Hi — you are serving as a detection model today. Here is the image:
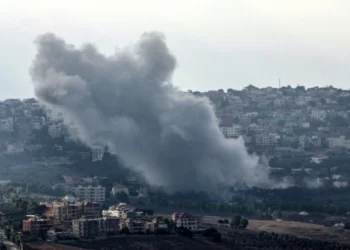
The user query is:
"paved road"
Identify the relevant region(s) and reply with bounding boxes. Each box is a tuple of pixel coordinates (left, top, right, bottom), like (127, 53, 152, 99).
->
(0, 229, 18, 250)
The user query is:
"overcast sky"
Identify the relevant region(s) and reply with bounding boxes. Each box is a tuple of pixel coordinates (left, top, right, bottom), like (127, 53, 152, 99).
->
(1, 0, 350, 100)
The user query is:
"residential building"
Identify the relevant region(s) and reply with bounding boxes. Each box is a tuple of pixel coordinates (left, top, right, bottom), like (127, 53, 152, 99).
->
(83, 201, 101, 218)
(22, 216, 53, 235)
(72, 217, 120, 238)
(144, 218, 168, 233)
(327, 136, 350, 149)
(92, 145, 104, 161)
(7, 142, 24, 154)
(74, 185, 106, 202)
(52, 201, 81, 221)
(47, 229, 75, 241)
(31, 116, 46, 130)
(0, 104, 7, 117)
(121, 218, 146, 234)
(219, 126, 235, 137)
(172, 212, 198, 230)
(255, 134, 277, 148)
(72, 217, 100, 238)
(50, 200, 101, 221)
(311, 109, 327, 120)
(102, 203, 135, 219)
(100, 217, 120, 235)
(46, 109, 64, 122)
(0, 118, 14, 132)
(48, 123, 63, 138)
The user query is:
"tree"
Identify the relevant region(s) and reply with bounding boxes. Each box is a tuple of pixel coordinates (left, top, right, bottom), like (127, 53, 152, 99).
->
(120, 227, 130, 235)
(10, 233, 16, 243)
(115, 191, 129, 203)
(231, 215, 242, 228)
(239, 218, 249, 229)
(27, 201, 40, 214)
(4, 228, 10, 239)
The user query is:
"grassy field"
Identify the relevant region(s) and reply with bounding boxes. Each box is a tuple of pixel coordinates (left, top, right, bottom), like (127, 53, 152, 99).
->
(248, 219, 350, 244)
(201, 216, 350, 244)
(62, 235, 228, 250)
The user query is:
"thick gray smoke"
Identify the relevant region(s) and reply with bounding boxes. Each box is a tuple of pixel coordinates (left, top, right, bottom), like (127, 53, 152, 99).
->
(30, 32, 272, 193)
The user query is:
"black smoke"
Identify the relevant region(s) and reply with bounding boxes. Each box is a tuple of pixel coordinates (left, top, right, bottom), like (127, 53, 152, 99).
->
(30, 32, 272, 193)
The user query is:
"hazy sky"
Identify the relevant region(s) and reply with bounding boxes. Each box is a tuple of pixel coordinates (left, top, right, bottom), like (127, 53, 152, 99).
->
(1, 0, 350, 100)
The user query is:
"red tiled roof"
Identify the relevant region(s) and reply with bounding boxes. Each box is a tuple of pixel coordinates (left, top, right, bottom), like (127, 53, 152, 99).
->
(113, 184, 127, 189)
(178, 212, 194, 219)
(45, 204, 53, 208)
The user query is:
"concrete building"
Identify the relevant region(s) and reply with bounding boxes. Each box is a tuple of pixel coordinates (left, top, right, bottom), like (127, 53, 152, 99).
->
(121, 218, 146, 234)
(83, 201, 101, 218)
(50, 200, 101, 221)
(92, 145, 104, 161)
(22, 216, 53, 236)
(102, 203, 135, 219)
(46, 109, 64, 122)
(74, 185, 106, 202)
(311, 109, 327, 120)
(100, 217, 120, 235)
(31, 116, 46, 130)
(7, 142, 24, 154)
(52, 201, 81, 221)
(48, 123, 63, 138)
(72, 217, 100, 238)
(72, 217, 120, 238)
(327, 136, 350, 149)
(172, 212, 197, 230)
(0, 118, 13, 132)
(255, 134, 277, 148)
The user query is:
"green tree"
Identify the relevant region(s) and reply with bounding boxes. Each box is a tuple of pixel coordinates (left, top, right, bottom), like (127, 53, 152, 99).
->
(4, 228, 10, 240)
(0, 243, 7, 250)
(120, 227, 130, 235)
(10, 233, 16, 243)
(239, 218, 249, 229)
(27, 201, 39, 214)
(231, 215, 242, 228)
(114, 191, 129, 203)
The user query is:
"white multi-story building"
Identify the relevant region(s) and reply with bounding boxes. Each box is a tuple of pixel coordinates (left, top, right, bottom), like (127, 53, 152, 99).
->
(48, 123, 63, 138)
(31, 116, 46, 130)
(311, 109, 327, 120)
(7, 142, 25, 154)
(0, 104, 7, 117)
(327, 136, 349, 149)
(92, 145, 104, 162)
(220, 125, 244, 138)
(220, 126, 235, 137)
(172, 212, 197, 230)
(255, 134, 277, 148)
(102, 203, 134, 218)
(0, 118, 14, 132)
(74, 185, 105, 202)
(46, 109, 64, 122)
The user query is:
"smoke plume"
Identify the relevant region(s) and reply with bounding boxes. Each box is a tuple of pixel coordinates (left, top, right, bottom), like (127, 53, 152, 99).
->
(30, 32, 272, 193)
